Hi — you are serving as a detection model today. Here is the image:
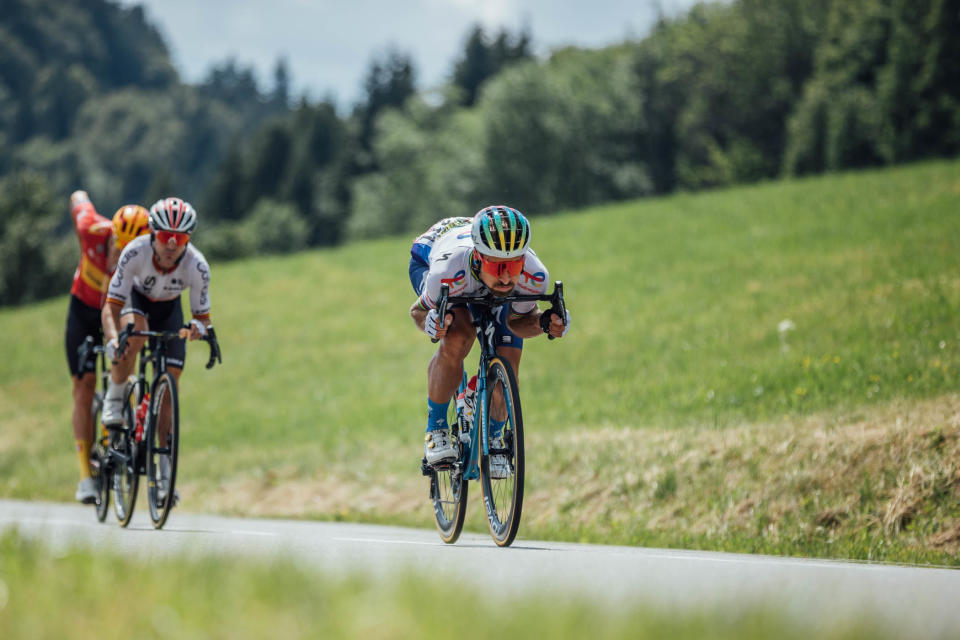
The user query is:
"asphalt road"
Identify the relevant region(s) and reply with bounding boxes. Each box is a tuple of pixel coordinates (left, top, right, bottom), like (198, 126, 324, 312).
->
(2, 499, 957, 637)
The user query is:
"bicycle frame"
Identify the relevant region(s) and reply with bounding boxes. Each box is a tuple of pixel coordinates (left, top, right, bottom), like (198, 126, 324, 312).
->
(434, 280, 565, 482)
(118, 321, 221, 396)
(116, 322, 220, 460)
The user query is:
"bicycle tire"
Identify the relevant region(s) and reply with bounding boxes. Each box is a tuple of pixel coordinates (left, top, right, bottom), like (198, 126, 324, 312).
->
(91, 392, 109, 522)
(479, 357, 524, 547)
(113, 379, 140, 527)
(92, 445, 109, 522)
(147, 372, 179, 529)
(430, 397, 469, 543)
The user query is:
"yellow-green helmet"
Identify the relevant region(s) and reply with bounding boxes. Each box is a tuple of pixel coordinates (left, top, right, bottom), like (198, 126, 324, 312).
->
(471, 205, 530, 259)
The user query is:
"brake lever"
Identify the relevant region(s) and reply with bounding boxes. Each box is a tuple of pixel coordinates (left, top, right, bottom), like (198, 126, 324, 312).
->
(205, 326, 222, 369)
(431, 283, 450, 344)
(547, 280, 565, 341)
(115, 322, 134, 362)
(75, 336, 94, 379)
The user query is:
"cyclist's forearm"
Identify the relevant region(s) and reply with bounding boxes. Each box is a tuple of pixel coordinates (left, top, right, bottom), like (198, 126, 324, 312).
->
(410, 303, 428, 332)
(507, 312, 544, 339)
(101, 302, 123, 342)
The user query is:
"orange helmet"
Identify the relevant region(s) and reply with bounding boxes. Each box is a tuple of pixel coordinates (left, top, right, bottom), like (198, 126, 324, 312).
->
(112, 205, 150, 249)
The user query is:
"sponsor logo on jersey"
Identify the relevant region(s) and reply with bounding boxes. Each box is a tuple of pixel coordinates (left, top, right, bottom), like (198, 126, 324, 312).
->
(516, 269, 546, 293)
(79, 257, 107, 292)
(112, 248, 138, 289)
(441, 270, 466, 289)
(196, 261, 210, 307)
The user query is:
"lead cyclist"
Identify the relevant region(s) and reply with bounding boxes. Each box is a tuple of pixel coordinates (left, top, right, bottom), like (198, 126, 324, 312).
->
(409, 206, 570, 477)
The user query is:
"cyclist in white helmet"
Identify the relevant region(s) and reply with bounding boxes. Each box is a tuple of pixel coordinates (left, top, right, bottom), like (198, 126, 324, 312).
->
(100, 197, 218, 503)
(409, 206, 570, 474)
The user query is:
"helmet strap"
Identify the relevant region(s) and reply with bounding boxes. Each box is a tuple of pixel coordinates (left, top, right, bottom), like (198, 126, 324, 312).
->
(469, 249, 483, 282)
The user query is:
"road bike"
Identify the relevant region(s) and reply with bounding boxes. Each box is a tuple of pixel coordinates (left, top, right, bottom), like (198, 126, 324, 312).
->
(422, 280, 566, 546)
(76, 336, 111, 522)
(105, 322, 221, 529)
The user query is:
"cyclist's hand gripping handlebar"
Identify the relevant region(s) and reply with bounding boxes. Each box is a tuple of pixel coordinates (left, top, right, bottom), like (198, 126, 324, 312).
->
(542, 281, 567, 341)
(75, 336, 95, 379)
(429, 283, 452, 344)
(113, 322, 135, 363)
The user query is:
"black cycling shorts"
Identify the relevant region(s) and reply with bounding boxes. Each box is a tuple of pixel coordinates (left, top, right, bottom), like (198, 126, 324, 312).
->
(65, 294, 102, 377)
(124, 290, 187, 369)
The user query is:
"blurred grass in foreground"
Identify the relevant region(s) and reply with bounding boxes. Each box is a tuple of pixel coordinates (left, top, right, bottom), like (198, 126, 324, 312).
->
(0, 531, 892, 640)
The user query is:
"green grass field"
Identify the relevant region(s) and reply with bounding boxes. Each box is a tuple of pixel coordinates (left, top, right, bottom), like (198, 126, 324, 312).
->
(1, 158, 959, 562)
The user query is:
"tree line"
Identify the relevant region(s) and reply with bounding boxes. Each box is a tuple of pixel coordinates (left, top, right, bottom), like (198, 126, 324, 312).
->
(1, 0, 958, 305)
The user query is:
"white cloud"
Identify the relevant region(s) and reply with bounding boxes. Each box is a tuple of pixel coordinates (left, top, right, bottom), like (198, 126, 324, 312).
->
(425, 0, 520, 26)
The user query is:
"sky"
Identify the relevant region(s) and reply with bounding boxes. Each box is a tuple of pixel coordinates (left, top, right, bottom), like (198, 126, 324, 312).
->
(118, 0, 701, 108)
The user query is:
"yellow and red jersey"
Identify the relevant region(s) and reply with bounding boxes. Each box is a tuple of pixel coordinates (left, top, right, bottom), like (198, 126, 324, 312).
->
(70, 200, 113, 309)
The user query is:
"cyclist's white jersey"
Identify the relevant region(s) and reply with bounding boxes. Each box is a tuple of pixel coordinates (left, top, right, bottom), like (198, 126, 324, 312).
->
(105, 234, 211, 320)
(416, 220, 548, 315)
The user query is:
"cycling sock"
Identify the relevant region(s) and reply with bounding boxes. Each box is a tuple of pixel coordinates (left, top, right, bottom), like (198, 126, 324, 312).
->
(105, 378, 124, 401)
(426, 397, 450, 432)
(76, 439, 92, 479)
(489, 418, 507, 440)
(159, 453, 171, 481)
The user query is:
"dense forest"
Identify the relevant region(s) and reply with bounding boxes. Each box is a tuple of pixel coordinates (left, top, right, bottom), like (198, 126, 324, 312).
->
(1, 0, 958, 305)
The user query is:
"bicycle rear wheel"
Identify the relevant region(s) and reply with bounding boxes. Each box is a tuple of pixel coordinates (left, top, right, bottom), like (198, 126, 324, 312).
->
(429, 396, 469, 543)
(479, 357, 524, 547)
(113, 379, 140, 527)
(147, 372, 179, 529)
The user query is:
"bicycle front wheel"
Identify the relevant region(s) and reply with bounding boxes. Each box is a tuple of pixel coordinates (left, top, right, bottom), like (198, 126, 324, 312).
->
(113, 379, 140, 527)
(430, 397, 469, 543)
(92, 443, 109, 522)
(479, 357, 524, 547)
(90, 390, 110, 522)
(147, 372, 179, 529)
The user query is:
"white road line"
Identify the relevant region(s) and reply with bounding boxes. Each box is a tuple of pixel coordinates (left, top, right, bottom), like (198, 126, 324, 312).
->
(333, 537, 443, 546)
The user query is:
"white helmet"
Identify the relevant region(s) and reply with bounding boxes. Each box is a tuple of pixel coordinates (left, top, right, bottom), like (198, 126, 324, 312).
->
(149, 197, 198, 234)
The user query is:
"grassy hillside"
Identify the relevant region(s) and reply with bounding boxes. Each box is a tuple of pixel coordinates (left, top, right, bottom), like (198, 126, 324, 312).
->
(1, 158, 959, 561)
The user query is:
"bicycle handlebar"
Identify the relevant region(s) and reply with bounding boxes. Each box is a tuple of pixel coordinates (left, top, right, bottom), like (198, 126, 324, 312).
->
(432, 280, 566, 342)
(117, 322, 222, 369)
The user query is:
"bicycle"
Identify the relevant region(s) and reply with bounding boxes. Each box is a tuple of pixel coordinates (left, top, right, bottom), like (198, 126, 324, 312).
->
(108, 321, 221, 529)
(76, 336, 112, 522)
(421, 280, 566, 547)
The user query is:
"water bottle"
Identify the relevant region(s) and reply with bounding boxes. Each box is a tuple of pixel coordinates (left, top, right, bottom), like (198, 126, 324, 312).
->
(135, 392, 150, 442)
(455, 375, 478, 439)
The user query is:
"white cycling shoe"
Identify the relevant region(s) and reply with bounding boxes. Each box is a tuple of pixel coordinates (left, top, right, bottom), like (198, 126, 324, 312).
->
(157, 480, 180, 506)
(488, 454, 512, 479)
(101, 396, 124, 426)
(156, 454, 180, 505)
(424, 429, 456, 465)
(487, 437, 512, 479)
(75, 477, 98, 504)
